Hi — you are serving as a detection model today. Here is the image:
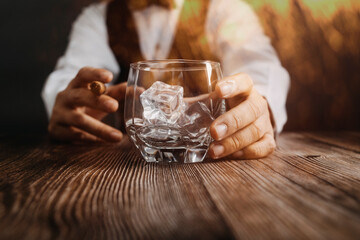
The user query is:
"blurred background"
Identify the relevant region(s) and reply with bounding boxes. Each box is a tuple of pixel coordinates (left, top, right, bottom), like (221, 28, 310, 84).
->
(247, 0, 360, 131)
(0, 0, 95, 134)
(0, 0, 359, 134)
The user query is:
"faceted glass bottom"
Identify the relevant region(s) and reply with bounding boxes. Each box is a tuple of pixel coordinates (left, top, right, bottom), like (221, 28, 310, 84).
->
(139, 145, 208, 163)
(127, 124, 210, 163)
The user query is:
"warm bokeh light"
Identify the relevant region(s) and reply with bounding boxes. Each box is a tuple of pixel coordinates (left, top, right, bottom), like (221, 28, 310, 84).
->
(245, 0, 359, 17)
(243, 0, 360, 130)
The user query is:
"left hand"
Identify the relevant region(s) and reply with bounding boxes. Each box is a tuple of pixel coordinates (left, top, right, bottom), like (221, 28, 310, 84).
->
(209, 73, 276, 159)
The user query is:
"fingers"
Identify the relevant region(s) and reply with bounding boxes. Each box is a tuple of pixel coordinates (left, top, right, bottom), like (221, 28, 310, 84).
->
(85, 108, 108, 120)
(183, 93, 211, 104)
(124, 85, 146, 99)
(49, 67, 124, 143)
(58, 88, 118, 113)
(106, 82, 128, 101)
(231, 133, 276, 159)
(68, 67, 113, 89)
(50, 102, 123, 142)
(209, 73, 275, 160)
(210, 90, 268, 140)
(49, 124, 101, 142)
(209, 112, 271, 159)
(216, 73, 253, 99)
(59, 110, 123, 142)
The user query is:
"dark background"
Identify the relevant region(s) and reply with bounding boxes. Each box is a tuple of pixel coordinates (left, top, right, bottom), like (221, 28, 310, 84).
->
(0, 0, 95, 134)
(0, 0, 359, 135)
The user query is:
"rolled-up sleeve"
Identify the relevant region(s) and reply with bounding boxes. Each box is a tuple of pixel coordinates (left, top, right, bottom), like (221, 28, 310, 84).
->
(41, 3, 119, 118)
(206, 0, 290, 132)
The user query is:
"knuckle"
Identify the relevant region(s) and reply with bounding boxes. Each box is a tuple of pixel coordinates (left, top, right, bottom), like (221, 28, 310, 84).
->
(246, 144, 264, 158)
(52, 107, 63, 119)
(71, 92, 82, 103)
(255, 98, 264, 113)
(55, 90, 65, 102)
(229, 134, 244, 151)
(264, 106, 271, 119)
(259, 96, 267, 107)
(260, 98, 268, 113)
(78, 67, 90, 77)
(253, 145, 263, 157)
(251, 121, 263, 139)
(72, 113, 85, 126)
(243, 146, 256, 158)
(231, 110, 244, 130)
(244, 74, 253, 87)
(269, 138, 277, 152)
(248, 99, 262, 118)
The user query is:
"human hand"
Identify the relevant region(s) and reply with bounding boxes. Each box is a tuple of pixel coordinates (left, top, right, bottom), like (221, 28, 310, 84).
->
(48, 67, 127, 142)
(209, 73, 276, 159)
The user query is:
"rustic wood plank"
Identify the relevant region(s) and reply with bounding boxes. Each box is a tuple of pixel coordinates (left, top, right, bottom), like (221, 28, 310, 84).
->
(0, 136, 233, 240)
(304, 132, 360, 153)
(195, 133, 360, 240)
(0, 133, 359, 239)
(276, 133, 360, 199)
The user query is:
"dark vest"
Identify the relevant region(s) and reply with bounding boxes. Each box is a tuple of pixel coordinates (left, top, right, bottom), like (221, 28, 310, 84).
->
(106, 0, 219, 84)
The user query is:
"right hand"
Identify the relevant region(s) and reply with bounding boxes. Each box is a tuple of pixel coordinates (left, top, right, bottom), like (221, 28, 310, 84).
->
(48, 67, 127, 142)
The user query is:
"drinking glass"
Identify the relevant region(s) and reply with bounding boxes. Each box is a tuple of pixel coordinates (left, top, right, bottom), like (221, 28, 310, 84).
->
(124, 60, 224, 163)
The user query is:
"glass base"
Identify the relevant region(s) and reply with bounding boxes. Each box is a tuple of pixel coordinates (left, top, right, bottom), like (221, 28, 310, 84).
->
(140, 145, 208, 163)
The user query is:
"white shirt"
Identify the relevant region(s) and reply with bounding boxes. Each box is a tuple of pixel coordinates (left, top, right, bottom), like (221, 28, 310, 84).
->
(42, 0, 290, 132)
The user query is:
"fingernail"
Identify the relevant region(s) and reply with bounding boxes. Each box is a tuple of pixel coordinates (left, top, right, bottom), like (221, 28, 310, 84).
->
(215, 124, 227, 139)
(211, 144, 224, 158)
(104, 100, 117, 110)
(101, 71, 113, 80)
(110, 131, 122, 141)
(218, 81, 234, 97)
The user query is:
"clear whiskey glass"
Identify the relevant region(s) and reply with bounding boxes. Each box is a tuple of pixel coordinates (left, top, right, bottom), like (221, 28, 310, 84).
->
(124, 60, 224, 163)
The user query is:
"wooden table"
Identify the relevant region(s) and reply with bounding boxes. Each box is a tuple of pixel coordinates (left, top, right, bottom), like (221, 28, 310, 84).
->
(0, 132, 359, 239)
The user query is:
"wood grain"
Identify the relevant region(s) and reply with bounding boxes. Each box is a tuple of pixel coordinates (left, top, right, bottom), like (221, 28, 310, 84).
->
(0, 133, 359, 239)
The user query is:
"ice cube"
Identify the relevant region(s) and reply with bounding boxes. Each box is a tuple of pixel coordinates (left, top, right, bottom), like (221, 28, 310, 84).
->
(180, 101, 214, 142)
(140, 81, 185, 126)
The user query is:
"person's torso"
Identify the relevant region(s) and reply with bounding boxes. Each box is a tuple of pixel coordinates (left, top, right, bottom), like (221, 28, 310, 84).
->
(106, 0, 219, 84)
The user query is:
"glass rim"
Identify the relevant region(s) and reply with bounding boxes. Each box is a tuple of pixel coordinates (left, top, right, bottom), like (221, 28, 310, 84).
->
(130, 59, 221, 71)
